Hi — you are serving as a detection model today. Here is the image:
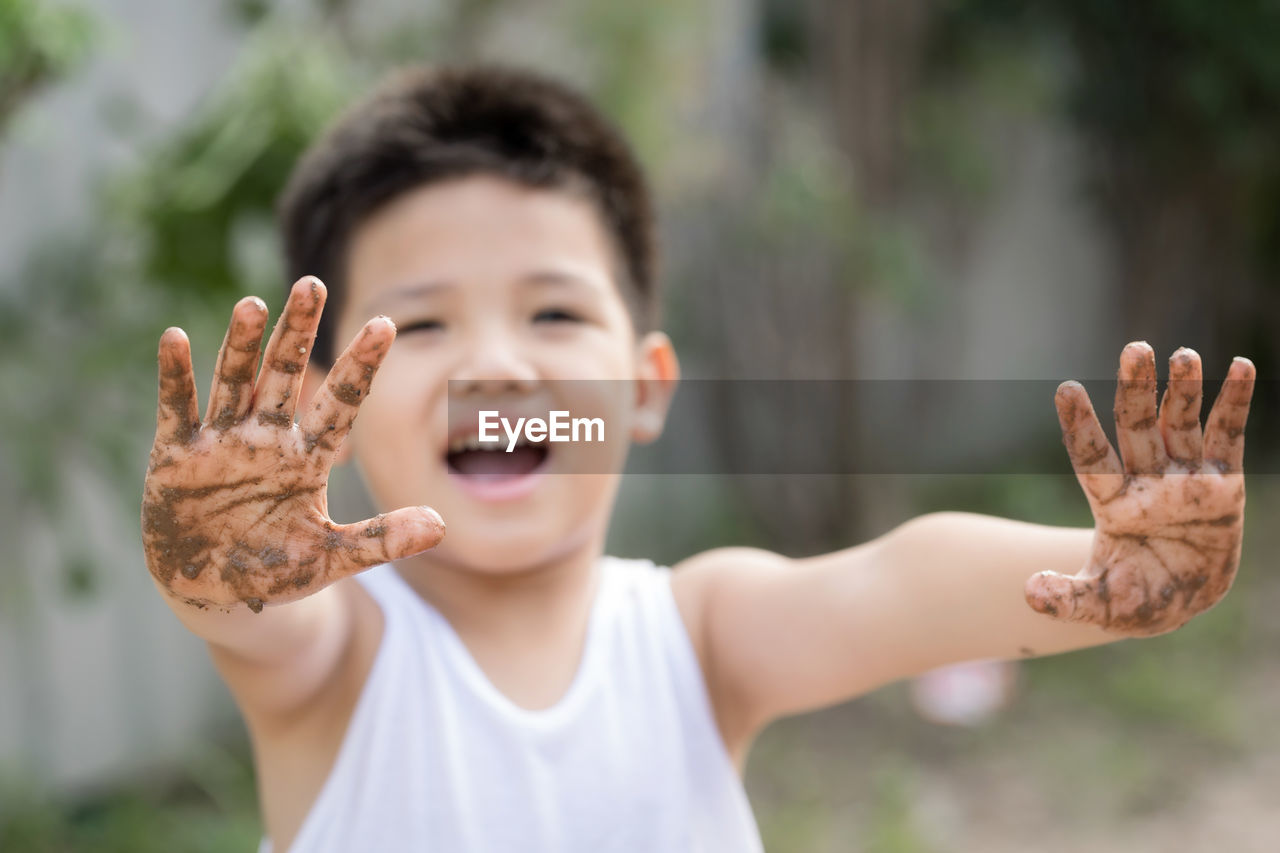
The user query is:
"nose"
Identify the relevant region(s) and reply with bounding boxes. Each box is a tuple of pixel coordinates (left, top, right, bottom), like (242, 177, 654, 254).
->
(450, 324, 540, 397)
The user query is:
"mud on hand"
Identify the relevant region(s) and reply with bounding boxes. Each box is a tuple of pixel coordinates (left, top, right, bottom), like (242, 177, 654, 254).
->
(141, 277, 444, 614)
(1025, 342, 1255, 636)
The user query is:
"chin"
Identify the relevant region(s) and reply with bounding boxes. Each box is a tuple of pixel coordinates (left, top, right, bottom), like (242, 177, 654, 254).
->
(432, 527, 590, 575)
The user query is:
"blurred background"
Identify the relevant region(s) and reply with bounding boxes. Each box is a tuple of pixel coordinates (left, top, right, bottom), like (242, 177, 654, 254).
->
(2, 0, 1279, 850)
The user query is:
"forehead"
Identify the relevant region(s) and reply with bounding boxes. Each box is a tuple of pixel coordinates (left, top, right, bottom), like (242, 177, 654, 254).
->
(344, 175, 620, 312)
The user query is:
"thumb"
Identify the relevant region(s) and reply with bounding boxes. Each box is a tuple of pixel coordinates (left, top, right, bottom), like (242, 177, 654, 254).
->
(1025, 569, 1097, 624)
(327, 506, 446, 578)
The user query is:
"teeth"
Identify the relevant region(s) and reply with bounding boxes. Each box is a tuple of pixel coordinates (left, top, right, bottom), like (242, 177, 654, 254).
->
(447, 433, 525, 453)
(448, 434, 486, 453)
(446, 431, 533, 453)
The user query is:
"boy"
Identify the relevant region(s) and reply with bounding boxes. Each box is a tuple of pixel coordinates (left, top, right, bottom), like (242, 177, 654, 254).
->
(141, 65, 1256, 852)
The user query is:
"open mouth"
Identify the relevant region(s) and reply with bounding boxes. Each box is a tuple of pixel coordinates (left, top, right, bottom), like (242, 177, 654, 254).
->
(445, 434, 550, 480)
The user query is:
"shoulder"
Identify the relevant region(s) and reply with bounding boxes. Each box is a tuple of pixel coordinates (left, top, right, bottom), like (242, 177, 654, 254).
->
(668, 548, 794, 760)
(670, 547, 793, 660)
(672, 546, 792, 579)
(671, 547, 793, 631)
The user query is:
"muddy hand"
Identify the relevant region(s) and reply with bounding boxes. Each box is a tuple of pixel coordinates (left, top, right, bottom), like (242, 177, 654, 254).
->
(1025, 342, 1255, 635)
(141, 277, 445, 614)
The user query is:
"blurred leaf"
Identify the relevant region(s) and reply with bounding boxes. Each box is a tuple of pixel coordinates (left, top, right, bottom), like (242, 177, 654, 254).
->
(61, 553, 96, 599)
(0, 0, 95, 137)
(111, 27, 360, 307)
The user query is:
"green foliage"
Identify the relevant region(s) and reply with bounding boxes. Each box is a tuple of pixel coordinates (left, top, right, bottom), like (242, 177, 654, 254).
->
(564, 0, 703, 170)
(931, 0, 1280, 432)
(1029, 589, 1250, 747)
(0, 236, 151, 513)
(112, 28, 360, 308)
(1057, 1, 1280, 163)
(908, 26, 1057, 200)
(759, 0, 810, 75)
(937, 0, 1280, 156)
(0, 9, 401, 606)
(756, 795, 830, 852)
(933, 0, 1280, 263)
(0, 0, 95, 136)
(0, 741, 260, 852)
(907, 474, 1093, 528)
(864, 764, 934, 853)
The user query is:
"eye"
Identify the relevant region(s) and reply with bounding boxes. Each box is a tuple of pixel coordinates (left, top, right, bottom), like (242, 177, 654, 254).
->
(533, 308, 583, 324)
(398, 318, 445, 334)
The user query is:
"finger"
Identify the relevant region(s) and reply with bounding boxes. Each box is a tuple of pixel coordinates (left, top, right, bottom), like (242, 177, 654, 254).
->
(298, 316, 395, 465)
(255, 277, 325, 425)
(156, 327, 200, 445)
(1203, 357, 1256, 472)
(324, 506, 446, 577)
(1025, 570, 1101, 625)
(1055, 381, 1125, 503)
(1028, 565, 1180, 634)
(206, 296, 268, 429)
(1114, 341, 1167, 474)
(1158, 347, 1203, 464)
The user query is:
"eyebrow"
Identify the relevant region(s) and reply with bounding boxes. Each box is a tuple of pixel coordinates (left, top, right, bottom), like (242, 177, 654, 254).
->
(361, 268, 605, 315)
(359, 280, 453, 316)
(521, 269, 606, 292)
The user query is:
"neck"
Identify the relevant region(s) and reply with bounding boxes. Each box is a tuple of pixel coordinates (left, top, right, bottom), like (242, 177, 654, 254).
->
(392, 530, 606, 644)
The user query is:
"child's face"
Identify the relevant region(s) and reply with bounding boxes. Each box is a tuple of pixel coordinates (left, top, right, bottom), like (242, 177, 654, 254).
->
(328, 175, 675, 573)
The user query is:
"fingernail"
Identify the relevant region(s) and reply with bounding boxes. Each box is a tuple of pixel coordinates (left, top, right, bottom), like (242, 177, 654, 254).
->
(420, 506, 445, 530)
(160, 327, 188, 347)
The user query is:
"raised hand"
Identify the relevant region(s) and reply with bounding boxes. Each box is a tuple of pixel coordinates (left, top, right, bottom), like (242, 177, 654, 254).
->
(1025, 342, 1254, 635)
(141, 277, 445, 614)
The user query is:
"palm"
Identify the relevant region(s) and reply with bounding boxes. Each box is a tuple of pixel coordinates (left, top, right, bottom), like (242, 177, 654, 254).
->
(142, 278, 444, 613)
(1026, 343, 1254, 636)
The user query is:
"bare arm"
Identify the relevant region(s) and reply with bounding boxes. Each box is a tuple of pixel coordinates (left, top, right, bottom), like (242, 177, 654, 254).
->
(141, 278, 444, 719)
(676, 343, 1255, 754)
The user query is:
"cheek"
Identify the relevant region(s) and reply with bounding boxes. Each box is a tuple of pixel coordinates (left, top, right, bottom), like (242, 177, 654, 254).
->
(537, 322, 633, 373)
(355, 362, 427, 444)
(551, 378, 631, 445)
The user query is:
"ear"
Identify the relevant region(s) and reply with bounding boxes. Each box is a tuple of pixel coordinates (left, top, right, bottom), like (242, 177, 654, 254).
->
(631, 331, 680, 444)
(300, 363, 354, 466)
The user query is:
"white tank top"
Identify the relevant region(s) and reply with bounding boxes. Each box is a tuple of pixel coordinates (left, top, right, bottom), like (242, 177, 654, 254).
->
(258, 556, 764, 852)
